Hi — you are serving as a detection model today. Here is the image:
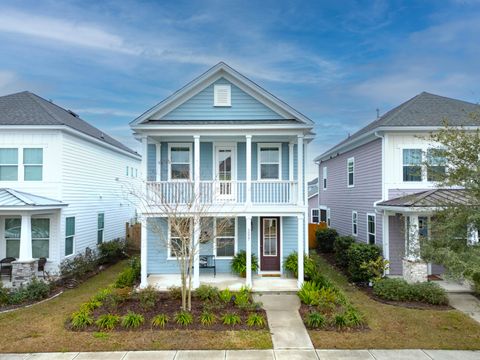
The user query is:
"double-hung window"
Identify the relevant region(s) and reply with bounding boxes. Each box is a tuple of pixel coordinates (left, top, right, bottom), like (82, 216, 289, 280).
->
(169, 219, 192, 258)
(97, 213, 104, 244)
(32, 218, 49, 258)
(352, 211, 358, 236)
(23, 148, 43, 181)
(367, 214, 376, 244)
(5, 218, 20, 258)
(347, 157, 354, 187)
(427, 148, 446, 181)
(403, 149, 422, 181)
(169, 144, 192, 180)
(0, 148, 18, 181)
(65, 217, 75, 256)
(215, 217, 235, 258)
(322, 166, 327, 190)
(320, 209, 327, 223)
(259, 144, 281, 180)
(311, 209, 320, 223)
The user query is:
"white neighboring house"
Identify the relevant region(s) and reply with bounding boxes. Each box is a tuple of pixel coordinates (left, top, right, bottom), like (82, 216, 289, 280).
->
(0, 91, 141, 286)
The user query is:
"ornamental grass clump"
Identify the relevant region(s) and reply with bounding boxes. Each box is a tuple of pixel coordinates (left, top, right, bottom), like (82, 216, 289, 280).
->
(246, 313, 265, 328)
(221, 312, 241, 326)
(306, 311, 326, 328)
(70, 310, 94, 329)
(218, 288, 232, 303)
(95, 314, 120, 331)
(121, 311, 144, 329)
(200, 311, 217, 326)
(175, 310, 193, 326)
(151, 314, 169, 328)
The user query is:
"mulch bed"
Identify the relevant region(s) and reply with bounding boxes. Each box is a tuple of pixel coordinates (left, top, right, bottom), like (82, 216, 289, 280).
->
(317, 252, 452, 311)
(0, 286, 64, 313)
(69, 292, 268, 331)
(298, 303, 369, 332)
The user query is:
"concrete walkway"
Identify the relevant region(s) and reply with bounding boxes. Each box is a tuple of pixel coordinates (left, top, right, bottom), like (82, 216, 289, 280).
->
(448, 293, 480, 324)
(1, 350, 479, 360)
(253, 293, 313, 350)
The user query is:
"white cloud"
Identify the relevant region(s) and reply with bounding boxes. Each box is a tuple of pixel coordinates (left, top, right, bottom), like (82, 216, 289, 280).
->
(76, 108, 139, 118)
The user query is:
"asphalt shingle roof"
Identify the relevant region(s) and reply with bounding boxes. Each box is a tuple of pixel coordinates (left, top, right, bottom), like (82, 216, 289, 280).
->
(376, 189, 475, 208)
(0, 91, 138, 156)
(0, 188, 66, 207)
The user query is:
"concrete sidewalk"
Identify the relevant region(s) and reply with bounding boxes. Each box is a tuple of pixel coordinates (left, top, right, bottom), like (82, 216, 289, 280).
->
(448, 293, 480, 324)
(1, 349, 479, 359)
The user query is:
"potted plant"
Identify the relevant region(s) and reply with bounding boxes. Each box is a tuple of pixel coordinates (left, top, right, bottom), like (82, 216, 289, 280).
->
(231, 251, 258, 277)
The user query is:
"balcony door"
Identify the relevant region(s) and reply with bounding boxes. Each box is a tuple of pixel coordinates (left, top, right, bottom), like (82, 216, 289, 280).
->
(215, 146, 235, 200)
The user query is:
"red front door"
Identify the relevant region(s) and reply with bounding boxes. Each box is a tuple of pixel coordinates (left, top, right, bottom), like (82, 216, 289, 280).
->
(260, 217, 280, 271)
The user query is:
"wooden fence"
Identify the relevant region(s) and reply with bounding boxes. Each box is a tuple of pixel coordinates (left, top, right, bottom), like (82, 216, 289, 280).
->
(308, 222, 327, 249)
(126, 222, 141, 253)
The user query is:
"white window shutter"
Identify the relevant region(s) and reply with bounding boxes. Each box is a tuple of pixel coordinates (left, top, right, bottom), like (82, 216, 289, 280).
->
(214, 84, 231, 107)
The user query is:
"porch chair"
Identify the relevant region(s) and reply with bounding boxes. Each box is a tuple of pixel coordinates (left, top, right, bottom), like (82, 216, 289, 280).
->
(0, 257, 16, 282)
(38, 257, 47, 278)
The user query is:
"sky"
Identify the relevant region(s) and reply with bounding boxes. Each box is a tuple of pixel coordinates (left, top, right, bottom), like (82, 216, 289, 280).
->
(0, 0, 479, 180)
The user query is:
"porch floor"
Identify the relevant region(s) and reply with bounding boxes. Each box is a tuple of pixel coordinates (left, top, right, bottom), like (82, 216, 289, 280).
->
(147, 273, 299, 292)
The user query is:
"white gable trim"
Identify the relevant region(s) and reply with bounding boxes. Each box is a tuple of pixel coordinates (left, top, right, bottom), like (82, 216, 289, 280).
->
(130, 62, 314, 126)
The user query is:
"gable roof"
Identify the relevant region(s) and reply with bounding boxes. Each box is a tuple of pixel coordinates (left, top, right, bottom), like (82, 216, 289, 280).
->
(376, 189, 475, 209)
(315, 92, 480, 162)
(130, 62, 314, 127)
(0, 91, 139, 157)
(0, 188, 66, 208)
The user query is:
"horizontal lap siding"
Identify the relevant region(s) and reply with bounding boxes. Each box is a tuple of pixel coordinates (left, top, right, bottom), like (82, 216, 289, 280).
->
(282, 216, 298, 267)
(319, 139, 383, 246)
(389, 214, 405, 275)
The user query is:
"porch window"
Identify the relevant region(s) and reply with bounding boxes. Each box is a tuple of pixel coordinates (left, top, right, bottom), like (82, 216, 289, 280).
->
(427, 148, 446, 181)
(311, 209, 319, 223)
(0, 148, 18, 181)
(169, 219, 191, 258)
(403, 149, 422, 181)
(97, 213, 104, 244)
(352, 211, 358, 236)
(259, 144, 281, 180)
(5, 218, 20, 258)
(367, 214, 376, 244)
(23, 148, 43, 181)
(215, 217, 235, 258)
(32, 218, 49, 258)
(169, 144, 192, 180)
(65, 217, 75, 256)
(347, 157, 354, 187)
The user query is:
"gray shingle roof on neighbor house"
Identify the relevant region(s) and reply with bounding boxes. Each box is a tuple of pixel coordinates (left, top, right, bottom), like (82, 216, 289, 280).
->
(0, 91, 139, 156)
(376, 189, 475, 208)
(316, 92, 480, 161)
(0, 188, 66, 208)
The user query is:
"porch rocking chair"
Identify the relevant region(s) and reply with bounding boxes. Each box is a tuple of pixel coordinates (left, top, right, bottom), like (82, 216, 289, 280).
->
(38, 257, 47, 278)
(0, 257, 16, 282)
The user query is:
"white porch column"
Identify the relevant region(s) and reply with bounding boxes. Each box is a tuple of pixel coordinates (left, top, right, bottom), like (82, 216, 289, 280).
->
(193, 135, 200, 288)
(297, 214, 304, 288)
(297, 135, 304, 206)
(18, 214, 33, 260)
(288, 142, 294, 181)
(304, 140, 309, 255)
(383, 213, 390, 275)
(246, 135, 252, 206)
(140, 217, 148, 288)
(141, 135, 148, 185)
(406, 214, 420, 260)
(403, 214, 427, 283)
(245, 215, 252, 287)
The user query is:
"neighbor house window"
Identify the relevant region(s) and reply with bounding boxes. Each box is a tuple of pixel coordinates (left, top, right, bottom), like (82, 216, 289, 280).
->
(367, 214, 376, 244)
(169, 219, 192, 258)
(0, 148, 18, 181)
(32, 218, 49, 258)
(5, 218, 20, 258)
(427, 148, 446, 181)
(126, 166, 129, 176)
(97, 213, 104, 244)
(259, 144, 281, 180)
(322, 166, 327, 189)
(320, 209, 327, 223)
(23, 148, 43, 181)
(352, 211, 358, 236)
(403, 149, 422, 181)
(215, 217, 235, 258)
(169, 144, 192, 180)
(311, 209, 320, 223)
(65, 217, 75, 256)
(347, 157, 354, 187)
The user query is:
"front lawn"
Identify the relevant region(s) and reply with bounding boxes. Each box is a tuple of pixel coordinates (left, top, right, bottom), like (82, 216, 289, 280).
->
(0, 261, 271, 352)
(309, 254, 480, 349)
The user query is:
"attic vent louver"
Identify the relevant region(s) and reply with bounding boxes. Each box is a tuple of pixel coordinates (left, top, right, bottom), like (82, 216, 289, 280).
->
(214, 84, 231, 107)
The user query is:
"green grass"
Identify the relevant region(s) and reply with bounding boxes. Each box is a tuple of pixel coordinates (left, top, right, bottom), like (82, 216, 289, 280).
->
(309, 254, 480, 349)
(0, 261, 271, 352)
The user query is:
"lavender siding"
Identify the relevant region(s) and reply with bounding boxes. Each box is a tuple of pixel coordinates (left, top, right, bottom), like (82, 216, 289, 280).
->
(308, 194, 319, 223)
(389, 214, 405, 275)
(318, 139, 383, 246)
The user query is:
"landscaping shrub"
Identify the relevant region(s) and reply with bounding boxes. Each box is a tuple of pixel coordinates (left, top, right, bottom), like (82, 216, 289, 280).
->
(200, 311, 217, 326)
(306, 311, 326, 328)
(345, 308, 364, 326)
(80, 299, 102, 312)
(346, 242, 381, 282)
(230, 251, 258, 277)
(333, 313, 348, 328)
(333, 236, 355, 268)
(316, 228, 338, 253)
(175, 310, 193, 326)
(4, 278, 52, 305)
(114, 256, 140, 288)
(373, 278, 448, 305)
(195, 285, 219, 301)
(283, 252, 317, 279)
(168, 286, 182, 300)
(103, 288, 130, 311)
(0, 283, 8, 305)
(70, 310, 94, 329)
(234, 291, 251, 309)
(92, 288, 113, 303)
(473, 271, 480, 295)
(246, 313, 265, 327)
(138, 286, 157, 310)
(95, 314, 120, 330)
(59, 248, 99, 280)
(221, 312, 241, 326)
(98, 238, 127, 264)
(218, 288, 232, 303)
(298, 281, 321, 306)
(151, 314, 169, 328)
(121, 311, 144, 329)
(360, 257, 389, 283)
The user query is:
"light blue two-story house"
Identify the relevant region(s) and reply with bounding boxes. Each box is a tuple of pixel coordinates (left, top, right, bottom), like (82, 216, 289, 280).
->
(130, 62, 314, 290)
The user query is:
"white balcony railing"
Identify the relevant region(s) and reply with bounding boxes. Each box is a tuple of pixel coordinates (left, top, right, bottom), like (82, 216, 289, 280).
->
(146, 180, 297, 205)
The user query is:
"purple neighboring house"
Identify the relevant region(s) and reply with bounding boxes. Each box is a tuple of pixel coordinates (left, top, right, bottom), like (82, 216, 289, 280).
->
(314, 92, 480, 283)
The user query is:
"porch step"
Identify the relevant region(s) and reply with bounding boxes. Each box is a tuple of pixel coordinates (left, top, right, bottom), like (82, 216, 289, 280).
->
(261, 274, 281, 277)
